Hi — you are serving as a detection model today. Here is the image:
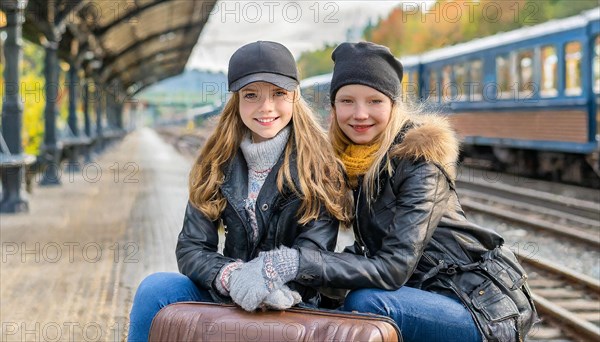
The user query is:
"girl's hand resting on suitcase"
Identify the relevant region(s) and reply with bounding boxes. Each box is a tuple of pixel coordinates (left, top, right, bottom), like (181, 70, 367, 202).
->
(229, 247, 300, 311)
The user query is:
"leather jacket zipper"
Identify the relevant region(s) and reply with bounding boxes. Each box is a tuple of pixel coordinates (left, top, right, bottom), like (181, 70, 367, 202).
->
(250, 201, 271, 258)
(226, 197, 252, 255)
(354, 186, 369, 257)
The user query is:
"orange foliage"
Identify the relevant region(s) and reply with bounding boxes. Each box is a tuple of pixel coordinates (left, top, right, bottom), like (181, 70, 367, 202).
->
(366, 0, 597, 56)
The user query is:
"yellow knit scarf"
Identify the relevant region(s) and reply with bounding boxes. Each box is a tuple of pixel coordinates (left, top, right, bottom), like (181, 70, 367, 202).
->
(340, 142, 381, 188)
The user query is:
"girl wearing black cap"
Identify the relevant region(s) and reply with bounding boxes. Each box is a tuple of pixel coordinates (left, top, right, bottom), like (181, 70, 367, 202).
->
(126, 41, 351, 341)
(233, 42, 537, 342)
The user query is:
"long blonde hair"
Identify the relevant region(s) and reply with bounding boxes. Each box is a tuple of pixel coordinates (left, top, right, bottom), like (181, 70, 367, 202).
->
(329, 102, 411, 202)
(189, 90, 352, 225)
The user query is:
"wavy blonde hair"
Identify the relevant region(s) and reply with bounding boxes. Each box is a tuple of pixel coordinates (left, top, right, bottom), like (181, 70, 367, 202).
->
(329, 102, 411, 202)
(189, 90, 352, 225)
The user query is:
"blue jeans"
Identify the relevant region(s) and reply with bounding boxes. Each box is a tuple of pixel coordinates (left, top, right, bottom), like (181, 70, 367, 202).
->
(343, 286, 482, 342)
(127, 272, 214, 342)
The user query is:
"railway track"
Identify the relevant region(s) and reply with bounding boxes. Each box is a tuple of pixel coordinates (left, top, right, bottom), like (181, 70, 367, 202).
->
(456, 171, 600, 341)
(520, 253, 600, 341)
(156, 128, 206, 158)
(456, 176, 600, 247)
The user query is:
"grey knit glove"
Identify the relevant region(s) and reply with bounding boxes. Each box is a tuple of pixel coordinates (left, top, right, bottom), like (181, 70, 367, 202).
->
(229, 247, 300, 311)
(214, 261, 243, 296)
(262, 285, 302, 310)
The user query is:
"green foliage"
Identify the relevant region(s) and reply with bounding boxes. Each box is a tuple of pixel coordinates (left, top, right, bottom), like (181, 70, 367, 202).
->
(0, 41, 46, 155)
(362, 18, 377, 43)
(0, 41, 76, 155)
(297, 45, 335, 79)
(537, 0, 600, 20)
(21, 41, 46, 155)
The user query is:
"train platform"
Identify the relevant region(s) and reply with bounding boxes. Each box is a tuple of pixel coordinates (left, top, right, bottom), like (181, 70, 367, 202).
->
(0, 127, 356, 342)
(0, 128, 191, 341)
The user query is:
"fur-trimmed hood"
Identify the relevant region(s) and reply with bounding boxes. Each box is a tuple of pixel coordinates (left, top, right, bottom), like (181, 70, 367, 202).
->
(391, 115, 460, 180)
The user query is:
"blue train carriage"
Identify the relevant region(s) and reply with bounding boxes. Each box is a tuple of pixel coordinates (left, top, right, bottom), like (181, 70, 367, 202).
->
(300, 72, 334, 127)
(416, 7, 600, 186)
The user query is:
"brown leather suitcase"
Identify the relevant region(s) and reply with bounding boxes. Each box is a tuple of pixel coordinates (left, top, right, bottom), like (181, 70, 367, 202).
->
(149, 302, 401, 341)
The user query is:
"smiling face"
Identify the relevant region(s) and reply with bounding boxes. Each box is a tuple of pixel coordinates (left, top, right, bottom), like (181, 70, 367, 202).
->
(238, 81, 294, 143)
(334, 84, 392, 145)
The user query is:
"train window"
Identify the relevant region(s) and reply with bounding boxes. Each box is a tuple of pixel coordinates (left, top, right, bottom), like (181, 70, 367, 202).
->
(496, 54, 511, 98)
(594, 35, 600, 94)
(564, 41, 582, 96)
(402, 71, 419, 101)
(540, 45, 558, 97)
(517, 50, 534, 97)
(454, 63, 466, 101)
(469, 59, 483, 101)
(402, 71, 410, 99)
(442, 65, 453, 101)
(411, 71, 419, 99)
(428, 71, 438, 102)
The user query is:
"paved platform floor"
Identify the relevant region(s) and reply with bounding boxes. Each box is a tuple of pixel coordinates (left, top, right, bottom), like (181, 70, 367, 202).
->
(1, 128, 191, 341)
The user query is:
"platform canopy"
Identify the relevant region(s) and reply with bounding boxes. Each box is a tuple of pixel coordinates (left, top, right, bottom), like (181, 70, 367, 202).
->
(2, 0, 217, 95)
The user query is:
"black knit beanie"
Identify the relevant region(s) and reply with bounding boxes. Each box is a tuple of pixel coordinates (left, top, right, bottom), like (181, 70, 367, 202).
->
(329, 42, 403, 103)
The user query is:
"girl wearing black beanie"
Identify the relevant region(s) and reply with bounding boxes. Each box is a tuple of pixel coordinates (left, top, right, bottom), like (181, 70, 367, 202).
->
(234, 41, 538, 342)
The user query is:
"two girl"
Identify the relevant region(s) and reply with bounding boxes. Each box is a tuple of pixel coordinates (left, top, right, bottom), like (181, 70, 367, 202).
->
(232, 42, 538, 342)
(127, 41, 350, 341)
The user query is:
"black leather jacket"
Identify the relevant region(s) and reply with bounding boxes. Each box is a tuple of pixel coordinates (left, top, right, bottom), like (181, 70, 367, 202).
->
(295, 157, 478, 290)
(295, 119, 537, 341)
(176, 149, 339, 304)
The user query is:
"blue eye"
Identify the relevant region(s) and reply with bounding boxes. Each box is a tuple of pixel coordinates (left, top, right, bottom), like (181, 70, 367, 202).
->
(274, 90, 287, 97)
(243, 93, 257, 99)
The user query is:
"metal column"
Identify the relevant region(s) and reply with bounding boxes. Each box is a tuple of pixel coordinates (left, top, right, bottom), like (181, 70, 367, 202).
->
(95, 86, 104, 152)
(83, 79, 92, 162)
(66, 61, 81, 170)
(0, 0, 30, 213)
(40, 41, 62, 185)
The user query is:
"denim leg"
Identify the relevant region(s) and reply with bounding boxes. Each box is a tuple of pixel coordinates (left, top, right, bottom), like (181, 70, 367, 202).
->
(127, 272, 213, 342)
(343, 286, 482, 342)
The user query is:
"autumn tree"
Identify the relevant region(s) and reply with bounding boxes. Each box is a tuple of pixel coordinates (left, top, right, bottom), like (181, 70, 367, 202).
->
(369, 0, 598, 55)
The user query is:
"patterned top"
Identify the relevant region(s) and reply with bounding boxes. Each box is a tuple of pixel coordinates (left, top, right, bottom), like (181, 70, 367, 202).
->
(239, 126, 291, 242)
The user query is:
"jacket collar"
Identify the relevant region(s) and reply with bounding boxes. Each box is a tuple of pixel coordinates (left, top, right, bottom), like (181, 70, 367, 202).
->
(220, 145, 301, 212)
(220, 149, 249, 212)
(221, 146, 300, 252)
(390, 116, 459, 181)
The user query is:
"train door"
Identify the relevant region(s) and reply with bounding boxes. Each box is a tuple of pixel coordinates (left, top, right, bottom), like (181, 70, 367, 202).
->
(586, 11, 600, 178)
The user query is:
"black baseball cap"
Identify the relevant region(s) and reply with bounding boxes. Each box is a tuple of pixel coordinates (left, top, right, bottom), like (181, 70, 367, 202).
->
(228, 41, 299, 92)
